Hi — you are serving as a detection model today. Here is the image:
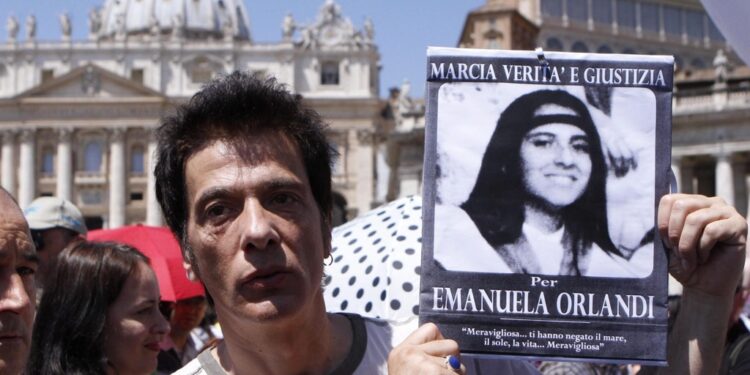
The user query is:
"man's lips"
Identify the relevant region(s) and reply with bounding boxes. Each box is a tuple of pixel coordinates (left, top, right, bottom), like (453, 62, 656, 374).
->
(144, 341, 161, 352)
(240, 268, 290, 290)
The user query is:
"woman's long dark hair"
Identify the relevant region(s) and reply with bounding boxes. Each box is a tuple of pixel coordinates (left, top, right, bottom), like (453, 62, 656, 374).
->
(27, 241, 149, 375)
(461, 90, 618, 274)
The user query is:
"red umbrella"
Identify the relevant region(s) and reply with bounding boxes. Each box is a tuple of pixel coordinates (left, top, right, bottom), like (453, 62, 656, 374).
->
(88, 224, 204, 302)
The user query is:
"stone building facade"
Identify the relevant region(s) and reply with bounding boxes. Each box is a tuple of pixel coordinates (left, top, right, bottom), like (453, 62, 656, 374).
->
(0, 0, 381, 229)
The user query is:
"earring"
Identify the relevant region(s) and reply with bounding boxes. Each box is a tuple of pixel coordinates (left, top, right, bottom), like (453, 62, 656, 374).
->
(324, 254, 334, 266)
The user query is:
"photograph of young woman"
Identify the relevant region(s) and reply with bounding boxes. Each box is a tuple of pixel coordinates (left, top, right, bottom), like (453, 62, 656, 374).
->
(433, 85, 655, 277)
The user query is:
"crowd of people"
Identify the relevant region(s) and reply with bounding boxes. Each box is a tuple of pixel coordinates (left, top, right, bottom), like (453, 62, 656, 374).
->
(0, 71, 748, 374)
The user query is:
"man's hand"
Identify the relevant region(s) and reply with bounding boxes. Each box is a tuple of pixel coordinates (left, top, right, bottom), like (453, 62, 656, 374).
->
(656, 194, 747, 375)
(658, 194, 747, 297)
(388, 323, 466, 375)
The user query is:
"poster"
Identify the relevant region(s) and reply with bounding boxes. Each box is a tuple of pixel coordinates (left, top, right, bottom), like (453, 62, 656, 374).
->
(419, 47, 673, 365)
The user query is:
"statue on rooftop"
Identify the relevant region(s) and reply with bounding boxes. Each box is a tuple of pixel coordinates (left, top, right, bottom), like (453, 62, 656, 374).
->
(301, 26, 316, 49)
(221, 7, 234, 41)
(398, 80, 415, 115)
(149, 15, 160, 37)
(114, 13, 126, 40)
(88, 8, 102, 39)
(6, 16, 19, 42)
(282, 13, 296, 41)
(25, 14, 36, 41)
(60, 13, 72, 40)
(171, 13, 184, 40)
(363, 17, 374, 43)
(321, 0, 341, 23)
(713, 49, 729, 84)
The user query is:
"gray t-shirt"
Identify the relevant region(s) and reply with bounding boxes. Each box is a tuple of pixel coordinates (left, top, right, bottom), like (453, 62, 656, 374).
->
(172, 313, 539, 375)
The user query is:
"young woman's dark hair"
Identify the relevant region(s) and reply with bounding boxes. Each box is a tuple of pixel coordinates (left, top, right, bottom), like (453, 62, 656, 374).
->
(27, 241, 149, 374)
(154, 71, 337, 274)
(461, 89, 618, 275)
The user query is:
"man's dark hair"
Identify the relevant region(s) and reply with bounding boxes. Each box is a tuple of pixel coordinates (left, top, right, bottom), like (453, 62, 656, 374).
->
(27, 241, 149, 374)
(154, 71, 336, 269)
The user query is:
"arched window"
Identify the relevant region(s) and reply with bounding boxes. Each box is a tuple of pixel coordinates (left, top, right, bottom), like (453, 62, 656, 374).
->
(130, 145, 145, 174)
(83, 141, 102, 172)
(546, 37, 563, 51)
(571, 41, 589, 53)
(597, 45, 613, 54)
(41, 147, 55, 176)
(321, 61, 340, 85)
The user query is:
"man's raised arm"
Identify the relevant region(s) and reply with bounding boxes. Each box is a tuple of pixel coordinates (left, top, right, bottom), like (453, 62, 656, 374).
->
(656, 194, 747, 374)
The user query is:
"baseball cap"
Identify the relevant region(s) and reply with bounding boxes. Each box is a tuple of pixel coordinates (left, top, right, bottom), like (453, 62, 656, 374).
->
(24, 197, 88, 236)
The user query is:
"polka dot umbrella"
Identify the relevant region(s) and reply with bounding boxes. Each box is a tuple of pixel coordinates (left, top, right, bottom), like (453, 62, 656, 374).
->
(324, 196, 423, 326)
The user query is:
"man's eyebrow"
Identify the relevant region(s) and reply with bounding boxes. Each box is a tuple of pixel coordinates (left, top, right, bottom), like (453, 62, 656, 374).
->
(265, 177, 305, 191)
(194, 186, 234, 209)
(23, 250, 40, 264)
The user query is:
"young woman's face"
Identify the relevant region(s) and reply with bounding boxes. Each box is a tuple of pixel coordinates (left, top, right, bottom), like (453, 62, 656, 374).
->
(520, 123, 592, 208)
(103, 263, 169, 375)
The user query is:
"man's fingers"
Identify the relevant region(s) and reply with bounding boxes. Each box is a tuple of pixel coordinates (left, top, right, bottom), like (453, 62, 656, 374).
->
(660, 194, 746, 274)
(389, 323, 466, 375)
(401, 323, 445, 345)
(677, 206, 729, 264)
(418, 338, 460, 357)
(698, 214, 748, 259)
(657, 194, 678, 243)
(659, 194, 722, 247)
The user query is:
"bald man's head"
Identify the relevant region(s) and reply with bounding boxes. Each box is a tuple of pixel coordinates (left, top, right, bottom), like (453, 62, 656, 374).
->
(0, 188, 23, 222)
(0, 187, 37, 374)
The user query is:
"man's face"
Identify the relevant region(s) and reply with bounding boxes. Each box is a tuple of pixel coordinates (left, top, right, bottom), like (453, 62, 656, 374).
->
(0, 212, 37, 374)
(184, 133, 329, 325)
(32, 228, 75, 286)
(170, 297, 207, 333)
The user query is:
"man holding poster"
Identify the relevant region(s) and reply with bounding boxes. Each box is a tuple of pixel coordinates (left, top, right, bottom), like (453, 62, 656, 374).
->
(419, 47, 748, 373)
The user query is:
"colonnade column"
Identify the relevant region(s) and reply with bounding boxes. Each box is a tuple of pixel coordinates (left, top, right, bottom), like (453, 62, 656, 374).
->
(715, 153, 734, 206)
(108, 127, 126, 228)
(18, 129, 36, 208)
(355, 129, 375, 215)
(56, 127, 74, 201)
(1, 130, 17, 197)
(146, 128, 163, 226)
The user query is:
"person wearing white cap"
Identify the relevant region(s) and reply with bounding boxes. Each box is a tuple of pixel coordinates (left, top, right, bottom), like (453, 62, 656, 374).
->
(23, 196, 87, 289)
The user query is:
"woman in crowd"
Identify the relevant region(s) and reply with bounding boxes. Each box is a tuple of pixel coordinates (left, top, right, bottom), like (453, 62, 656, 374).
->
(27, 241, 170, 375)
(438, 89, 646, 277)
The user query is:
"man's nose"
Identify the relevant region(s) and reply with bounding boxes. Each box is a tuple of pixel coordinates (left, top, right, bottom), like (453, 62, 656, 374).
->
(238, 199, 280, 251)
(0, 274, 33, 313)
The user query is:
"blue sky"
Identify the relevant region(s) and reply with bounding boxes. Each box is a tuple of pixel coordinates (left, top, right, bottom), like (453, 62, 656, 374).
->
(0, 0, 486, 97)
